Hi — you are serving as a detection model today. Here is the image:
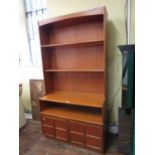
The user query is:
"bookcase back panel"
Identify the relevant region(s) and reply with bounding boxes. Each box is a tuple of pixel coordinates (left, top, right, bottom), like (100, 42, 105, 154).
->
(41, 48, 52, 69)
(45, 72, 104, 94)
(50, 45, 104, 70)
(40, 15, 104, 45)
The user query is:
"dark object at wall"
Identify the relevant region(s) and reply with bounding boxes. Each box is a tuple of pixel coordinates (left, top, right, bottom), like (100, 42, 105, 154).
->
(118, 44, 135, 155)
(30, 80, 45, 120)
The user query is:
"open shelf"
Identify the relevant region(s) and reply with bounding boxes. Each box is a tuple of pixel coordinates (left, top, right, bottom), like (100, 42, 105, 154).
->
(45, 68, 104, 72)
(39, 7, 105, 26)
(40, 91, 105, 108)
(41, 39, 104, 48)
(40, 106, 102, 125)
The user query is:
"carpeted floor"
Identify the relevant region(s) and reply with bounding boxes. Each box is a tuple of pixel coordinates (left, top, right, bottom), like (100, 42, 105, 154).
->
(19, 120, 123, 155)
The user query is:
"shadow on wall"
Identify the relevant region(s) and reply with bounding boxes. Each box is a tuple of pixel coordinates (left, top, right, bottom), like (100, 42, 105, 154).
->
(106, 21, 123, 124)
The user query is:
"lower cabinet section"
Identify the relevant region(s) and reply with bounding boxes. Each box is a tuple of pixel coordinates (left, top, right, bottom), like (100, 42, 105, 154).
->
(41, 115, 104, 152)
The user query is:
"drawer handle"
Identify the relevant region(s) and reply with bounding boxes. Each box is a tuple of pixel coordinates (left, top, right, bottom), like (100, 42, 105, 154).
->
(42, 118, 45, 121)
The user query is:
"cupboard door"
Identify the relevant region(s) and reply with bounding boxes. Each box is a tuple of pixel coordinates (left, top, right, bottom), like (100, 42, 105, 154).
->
(70, 132, 84, 146)
(85, 125, 102, 137)
(86, 136, 102, 151)
(42, 115, 54, 126)
(85, 124, 103, 151)
(70, 121, 85, 133)
(55, 129, 68, 141)
(69, 121, 85, 146)
(55, 119, 67, 129)
(55, 118, 68, 141)
(42, 125, 55, 137)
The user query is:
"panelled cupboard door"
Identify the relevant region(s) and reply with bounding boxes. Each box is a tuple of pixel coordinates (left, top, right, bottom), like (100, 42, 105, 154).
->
(42, 125, 55, 137)
(41, 116, 55, 137)
(42, 116, 54, 126)
(85, 124, 103, 151)
(69, 121, 85, 146)
(69, 120, 103, 151)
(55, 118, 68, 141)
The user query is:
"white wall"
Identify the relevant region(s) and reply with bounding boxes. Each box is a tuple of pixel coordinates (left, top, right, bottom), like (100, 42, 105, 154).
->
(19, 0, 43, 111)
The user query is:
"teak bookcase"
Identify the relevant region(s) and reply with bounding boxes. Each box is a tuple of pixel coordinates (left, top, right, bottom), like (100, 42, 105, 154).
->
(39, 7, 107, 153)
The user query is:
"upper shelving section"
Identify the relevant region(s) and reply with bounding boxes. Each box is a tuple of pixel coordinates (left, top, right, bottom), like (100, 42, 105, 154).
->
(38, 7, 105, 46)
(39, 7, 107, 96)
(40, 91, 105, 108)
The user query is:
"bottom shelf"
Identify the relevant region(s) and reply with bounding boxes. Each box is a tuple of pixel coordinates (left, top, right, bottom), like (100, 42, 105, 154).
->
(40, 106, 103, 125)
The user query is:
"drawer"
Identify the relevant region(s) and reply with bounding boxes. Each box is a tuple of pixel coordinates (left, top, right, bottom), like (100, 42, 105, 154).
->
(86, 136, 102, 151)
(55, 119, 67, 129)
(55, 129, 68, 141)
(69, 121, 84, 133)
(41, 116, 54, 126)
(42, 125, 54, 137)
(70, 132, 84, 146)
(85, 125, 102, 137)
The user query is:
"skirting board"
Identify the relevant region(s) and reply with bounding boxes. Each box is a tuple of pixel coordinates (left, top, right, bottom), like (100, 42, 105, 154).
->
(108, 124, 119, 134)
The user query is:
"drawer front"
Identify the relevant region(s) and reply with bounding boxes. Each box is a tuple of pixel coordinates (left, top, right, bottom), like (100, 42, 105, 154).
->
(41, 116, 54, 126)
(85, 125, 102, 137)
(42, 125, 55, 137)
(55, 129, 68, 141)
(86, 136, 102, 151)
(70, 121, 84, 133)
(55, 119, 67, 129)
(70, 132, 84, 146)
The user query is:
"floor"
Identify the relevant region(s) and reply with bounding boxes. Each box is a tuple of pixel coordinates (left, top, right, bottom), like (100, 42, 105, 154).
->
(19, 120, 123, 155)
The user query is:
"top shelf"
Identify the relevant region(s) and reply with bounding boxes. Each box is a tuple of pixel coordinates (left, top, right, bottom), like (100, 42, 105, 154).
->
(39, 7, 106, 26)
(40, 91, 105, 108)
(41, 39, 104, 48)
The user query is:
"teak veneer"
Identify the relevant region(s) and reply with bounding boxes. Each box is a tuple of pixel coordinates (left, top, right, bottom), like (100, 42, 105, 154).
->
(39, 7, 107, 153)
(40, 91, 105, 108)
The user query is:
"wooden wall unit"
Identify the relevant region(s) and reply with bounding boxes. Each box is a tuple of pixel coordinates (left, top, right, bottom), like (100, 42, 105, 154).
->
(39, 7, 107, 153)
